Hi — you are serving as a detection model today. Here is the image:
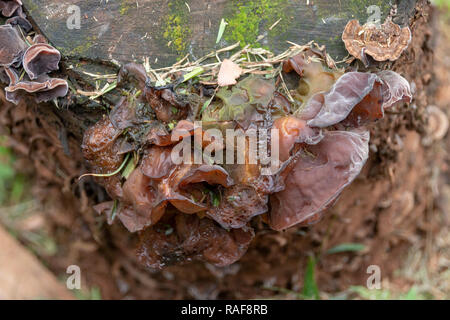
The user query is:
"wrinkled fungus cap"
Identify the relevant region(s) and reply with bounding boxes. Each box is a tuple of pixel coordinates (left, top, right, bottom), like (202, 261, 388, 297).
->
(0, 0, 22, 17)
(342, 19, 411, 62)
(23, 43, 61, 80)
(5, 75, 68, 104)
(0, 24, 27, 67)
(269, 129, 370, 230)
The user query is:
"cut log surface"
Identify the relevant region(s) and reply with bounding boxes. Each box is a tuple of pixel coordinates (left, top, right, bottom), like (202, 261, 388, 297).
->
(22, 0, 409, 66)
(17, 0, 418, 140)
(0, 224, 74, 300)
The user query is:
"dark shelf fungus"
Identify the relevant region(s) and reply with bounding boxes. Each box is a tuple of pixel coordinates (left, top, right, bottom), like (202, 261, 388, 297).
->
(80, 36, 413, 268)
(23, 43, 61, 80)
(306, 71, 411, 128)
(269, 129, 370, 231)
(0, 24, 27, 67)
(6, 15, 32, 32)
(342, 19, 412, 64)
(136, 213, 254, 268)
(5, 71, 68, 104)
(1, 4, 68, 106)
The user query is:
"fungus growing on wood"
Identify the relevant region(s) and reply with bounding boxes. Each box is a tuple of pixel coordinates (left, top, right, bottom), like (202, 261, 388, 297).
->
(81, 117, 125, 199)
(269, 130, 370, 231)
(342, 19, 411, 63)
(5, 74, 68, 104)
(79, 40, 413, 268)
(206, 184, 268, 229)
(6, 15, 32, 32)
(273, 116, 322, 161)
(137, 214, 254, 268)
(118, 63, 189, 123)
(306, 71, 411, 128)
(140, 146, 174, 179)
(377, 70, 412, 108)
(0, 0, 22, 17)
(282, 49, 343, 110)
(0, 24, 27, 67)
(23, 43, 62, 80)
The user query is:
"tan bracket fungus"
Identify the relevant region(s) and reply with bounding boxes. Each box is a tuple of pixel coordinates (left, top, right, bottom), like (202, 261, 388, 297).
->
(342, 19, 411, 64)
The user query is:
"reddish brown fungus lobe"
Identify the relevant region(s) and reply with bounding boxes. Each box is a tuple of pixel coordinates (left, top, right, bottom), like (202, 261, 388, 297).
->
(23, 43, 61, 80)
(270, 130, 370, 231)
(137, 214, 254, 268)
(0, 24, 27, 67)
(82, 48, 412, 269)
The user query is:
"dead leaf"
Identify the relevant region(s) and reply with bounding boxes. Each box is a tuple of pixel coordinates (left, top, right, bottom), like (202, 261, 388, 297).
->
(217, 59, 242, 87)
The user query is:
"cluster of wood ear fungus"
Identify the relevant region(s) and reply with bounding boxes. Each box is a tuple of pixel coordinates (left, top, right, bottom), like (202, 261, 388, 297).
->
(82, 46, 412, 269)
(0, 0, 68, 105)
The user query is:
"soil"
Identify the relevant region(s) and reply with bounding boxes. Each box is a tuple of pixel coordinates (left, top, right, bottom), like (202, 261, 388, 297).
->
(0, 0, 448, 299)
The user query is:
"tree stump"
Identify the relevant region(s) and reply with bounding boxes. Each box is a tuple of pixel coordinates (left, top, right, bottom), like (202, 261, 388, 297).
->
(0, 0, 439, 299)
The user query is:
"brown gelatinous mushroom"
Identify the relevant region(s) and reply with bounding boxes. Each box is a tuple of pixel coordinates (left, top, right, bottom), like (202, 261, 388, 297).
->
(283, 50, 343, 110)
(307, 72, 383, 128)
(5, 74, 68, 104)
(306, 71, 412, 128)
(0, 24, 27, 67)
(111, 147, 236, 232)
(340, 80, 384, 127)
(342, 19, 411, 63)
(144, 121, 173, 146)
(159, 163, 230, 214)
(118, 63, 189, 123)
(6, 15, 32, 32)
(145, 86, 189, 122)
(0, 0, 22, 17)
(218, 59, 243, 87)
(205, 128, 273, 229)
(269, 129, 370, 230)
(120, 168, 165, 232)
(81, 117, 125, 199)
(377, 70, 412, 108)
(117, 62, 149, 90)
(206, 184, 268, 229)
(140, 146, 174, 179)
(273, 116, 323, 161)
(136, 214, 254, 268)
(23, 43, 61, 80)
(108, 97, 137, 130)
(268, 91, 291, 117)
(178, 164, 234, 188)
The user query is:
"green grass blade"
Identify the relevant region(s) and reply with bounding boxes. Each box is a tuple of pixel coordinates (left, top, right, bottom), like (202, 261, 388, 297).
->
(326, 243, 366, 254)
(216, 18, 228, 44)
(302, 256, 319, 300)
